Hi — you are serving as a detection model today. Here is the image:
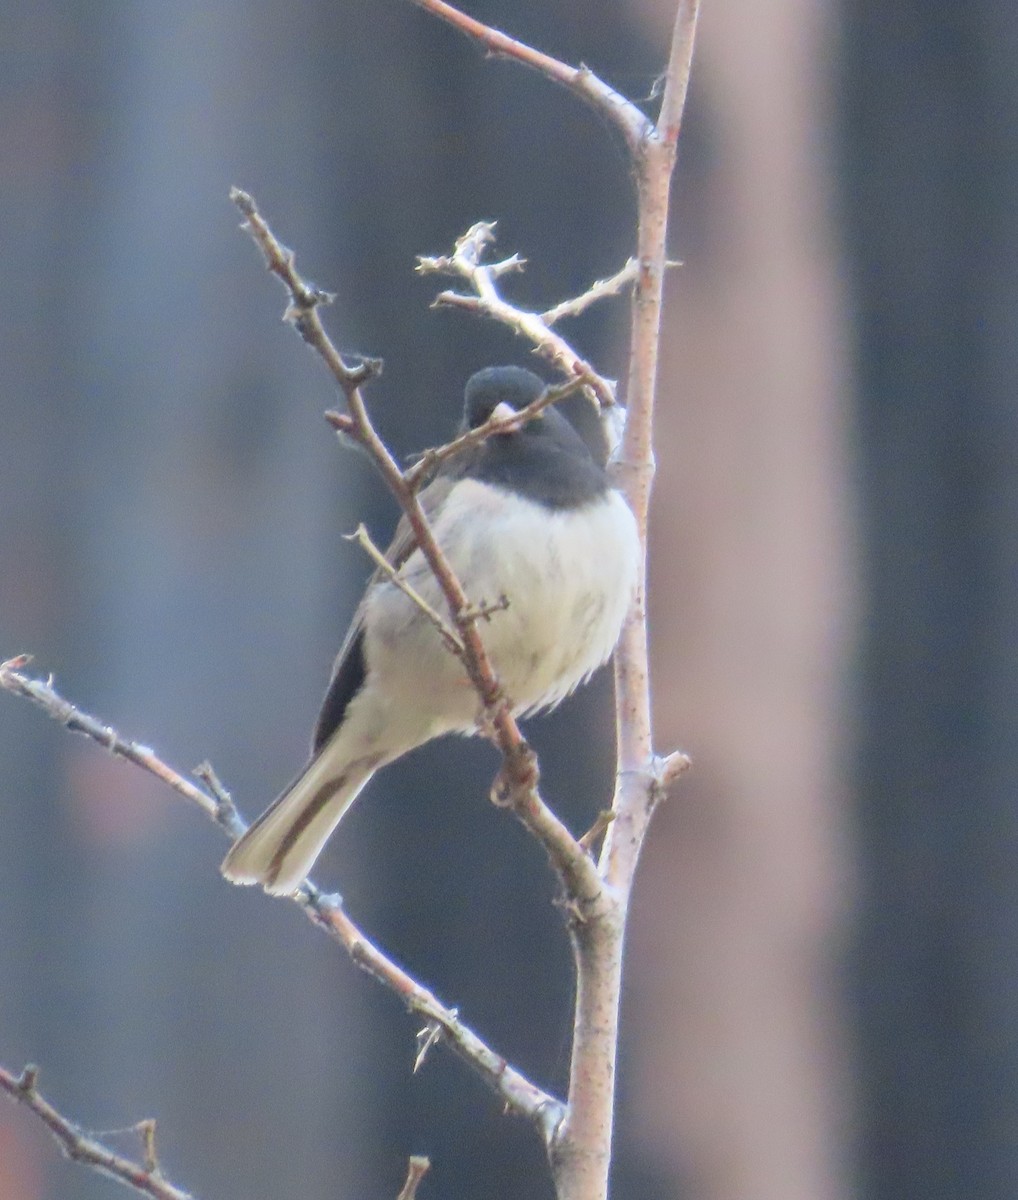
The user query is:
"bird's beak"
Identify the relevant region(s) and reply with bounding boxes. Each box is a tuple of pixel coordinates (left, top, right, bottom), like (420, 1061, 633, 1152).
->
(490, 400, 522, 431)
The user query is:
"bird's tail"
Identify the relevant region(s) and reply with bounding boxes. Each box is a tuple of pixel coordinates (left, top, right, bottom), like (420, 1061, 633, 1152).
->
(220, 749, 379, 896)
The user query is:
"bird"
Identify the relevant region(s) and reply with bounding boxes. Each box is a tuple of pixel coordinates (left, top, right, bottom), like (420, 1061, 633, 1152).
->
(221, 365, 640, 894)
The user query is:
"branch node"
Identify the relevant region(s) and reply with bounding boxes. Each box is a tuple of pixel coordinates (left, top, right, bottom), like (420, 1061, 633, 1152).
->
(490, 253, 526, 277)
(460, 594, 510, 624)
(578, 809, 615, 853)
(537, 1098, 568, 1147)
(18, 1063, 39, 1094)
(347, 356, 384, 387)
(324, 409, 357, 435)
(654, 750, 692, 791)
(305, 886, 343, 919)
(193, 761, 238, 831)
(136, 1119, 159, 1175)
(420, 223, 618, 409)
(457, 220, 497, 260)
(489, 744, 540, 808)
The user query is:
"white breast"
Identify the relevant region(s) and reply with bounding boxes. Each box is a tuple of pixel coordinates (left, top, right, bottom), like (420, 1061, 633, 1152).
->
(365, 477, 640, 732)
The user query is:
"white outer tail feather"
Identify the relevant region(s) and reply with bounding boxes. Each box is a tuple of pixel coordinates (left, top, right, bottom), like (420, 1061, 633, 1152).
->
(220, 751, 376, 896)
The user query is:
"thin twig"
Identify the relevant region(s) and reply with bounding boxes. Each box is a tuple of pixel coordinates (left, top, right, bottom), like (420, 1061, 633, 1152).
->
(656, 0, 702, 142)
(0, 1064, 194, 1200)
(344, 523, 465, 656)
(0, 657, 245, 840)
(541, 259, 640, 327)
(408, 0, 651, 153)
(230, 187, 378, 394)
(577, 810, 615, 853)
(305, 887, 564, 1140)
(403, 376, 586, 490)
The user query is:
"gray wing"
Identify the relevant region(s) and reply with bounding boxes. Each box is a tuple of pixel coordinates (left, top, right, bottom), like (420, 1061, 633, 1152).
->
(311, 476, 455, 753)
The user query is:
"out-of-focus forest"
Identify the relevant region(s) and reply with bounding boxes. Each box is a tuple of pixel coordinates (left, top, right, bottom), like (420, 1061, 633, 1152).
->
(2, 3, 1017, 1199)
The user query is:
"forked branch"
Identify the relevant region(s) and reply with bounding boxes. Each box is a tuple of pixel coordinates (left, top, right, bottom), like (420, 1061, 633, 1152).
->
(418, 222, 619, 410)
(408, 0, 651, 153)
(0, 1064, 193, 1200)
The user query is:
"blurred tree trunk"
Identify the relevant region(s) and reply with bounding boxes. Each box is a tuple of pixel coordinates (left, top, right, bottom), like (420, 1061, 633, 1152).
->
(841, 2, 1018, 1197)
(625, 1, 853, 1198)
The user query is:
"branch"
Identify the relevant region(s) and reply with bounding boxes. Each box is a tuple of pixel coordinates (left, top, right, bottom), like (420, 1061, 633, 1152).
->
(0, 657, 563, 1138)
(558, 6, 702, 1194)
(656, 0, 702, 143)
(232, 189, 602, 905)
(0, 1064, 194, 1200)
(602, 0, 701, 890)
(0, 657, 243, 838)
(418, 222, 618, 411)
(306, 888, 563, 1141)
(540, 259, 639, 327)
(343, 523, 465, 656)
(402, 376, 586, 490)
(408, 0, 651, 153)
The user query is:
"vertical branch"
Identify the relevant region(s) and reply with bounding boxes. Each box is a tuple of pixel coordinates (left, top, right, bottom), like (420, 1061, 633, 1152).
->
(410, 5, 701, 1200)
(603, 0, 701, 891)
(658, 0, 702, 141)
(560, 5, 702, 1200)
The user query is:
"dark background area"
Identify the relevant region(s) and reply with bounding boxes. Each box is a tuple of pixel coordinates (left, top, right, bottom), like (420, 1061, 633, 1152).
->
(841, 3, 1018, 1197)
(1, 2, 1016, 1199)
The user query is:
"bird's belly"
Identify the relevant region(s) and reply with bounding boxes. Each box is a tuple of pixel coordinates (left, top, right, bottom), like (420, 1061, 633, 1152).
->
(364, 480, 639, 732)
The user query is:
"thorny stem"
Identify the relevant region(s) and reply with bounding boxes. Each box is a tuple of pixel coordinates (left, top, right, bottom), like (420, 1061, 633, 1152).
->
(419, 222, 619, 410)
(0, 1064, 194, 1200)
(0, 657, 562, 1135)
(403, 376, 587, 489)
(409, 0, 651, 153)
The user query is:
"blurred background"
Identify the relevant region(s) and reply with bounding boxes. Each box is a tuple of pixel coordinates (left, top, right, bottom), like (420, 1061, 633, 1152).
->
(1, 1, 1016, 1198)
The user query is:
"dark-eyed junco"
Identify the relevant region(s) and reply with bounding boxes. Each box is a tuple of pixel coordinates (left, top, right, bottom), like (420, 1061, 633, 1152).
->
(221, 366, 639, 894)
